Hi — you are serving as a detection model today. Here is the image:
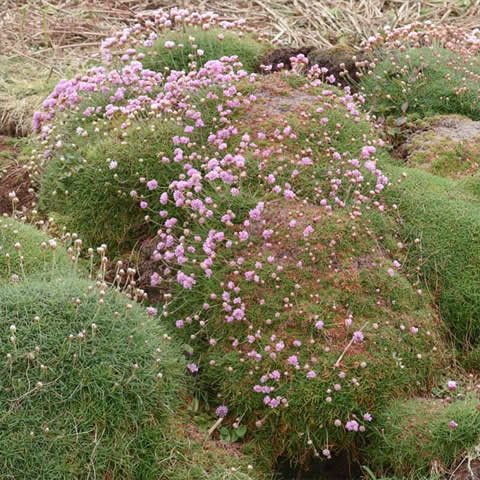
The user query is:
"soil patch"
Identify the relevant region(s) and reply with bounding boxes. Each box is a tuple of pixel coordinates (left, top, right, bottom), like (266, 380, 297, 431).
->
(0, 138, 34, 214)
(0, 164, 35, 215)
(398, 115, 480, 177)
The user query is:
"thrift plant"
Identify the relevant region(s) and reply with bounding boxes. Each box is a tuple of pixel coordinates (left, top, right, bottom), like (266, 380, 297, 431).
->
(30, 8, 478, 471)
(360, 22, 480, 120)
(0, 215, 71, 282)
(0, 274, 186, 478)
(365, 387, 480, 477)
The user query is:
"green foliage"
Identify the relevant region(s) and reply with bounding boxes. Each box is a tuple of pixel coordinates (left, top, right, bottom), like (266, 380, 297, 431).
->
(39, 117, 182, 253)
(0, 275, 186, 479)
(170, 209, 450, 465)
(380, 163, 480, 347)
(361, 47, 480, 120)
(0, 216, 71, 281)
(364, 394, 480, 478)
(140, 28, 268, 74)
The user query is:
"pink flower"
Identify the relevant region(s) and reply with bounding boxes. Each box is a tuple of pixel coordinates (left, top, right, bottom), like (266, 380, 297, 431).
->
(352, 331, 364, 343)
(287, 355, 298, 366)
(147, 179, 158, 190)
(449, 420, 458, 429)
(345, 420, 359, 432)
(187, 363, 198, 373)
(447, 381, 457, 391)
(303, 225, 314, 236)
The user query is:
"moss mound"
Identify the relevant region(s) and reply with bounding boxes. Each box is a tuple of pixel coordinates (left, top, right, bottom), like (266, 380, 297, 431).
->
(172, 205, 449, 465)
(139, 28, 268, 74)
(361, 47, 480, 121)
(380, 163, 480, 348)
(0, 216, 71, 281)
(0, 275, 187, 478)
(364, 391, 480, 478)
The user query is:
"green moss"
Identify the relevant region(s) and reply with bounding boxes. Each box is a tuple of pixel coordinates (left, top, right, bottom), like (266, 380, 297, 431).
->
(380, 162, 480, 347)
(364, 394, 480, 478)
(0, 216, 71, 281)
(0, 275, 187, 478)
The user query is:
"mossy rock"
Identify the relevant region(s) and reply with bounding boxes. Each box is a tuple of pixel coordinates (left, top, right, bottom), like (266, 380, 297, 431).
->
(364, 392, 480, 478)
(0, 216, 71, 281)
(403, 115, 480, 178)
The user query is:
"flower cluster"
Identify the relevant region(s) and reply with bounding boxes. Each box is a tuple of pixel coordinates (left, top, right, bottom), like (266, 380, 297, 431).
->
(33, 10, 448, 464)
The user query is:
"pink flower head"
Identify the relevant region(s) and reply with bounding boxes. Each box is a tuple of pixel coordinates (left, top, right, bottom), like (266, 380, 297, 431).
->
(215, 405, 228, 417)
(352, 331, 364, 343)
(287, 355, 298, 366)
(147, 179, 158, 190)
(345, 420, 359, 432)
(187, 363, 198, 374)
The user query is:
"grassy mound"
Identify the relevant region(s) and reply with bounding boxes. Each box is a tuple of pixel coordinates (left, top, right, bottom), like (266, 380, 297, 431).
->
(0, 216, 71, 281)
(172, 205, 449, 466)
(34, 47, 457, 467)
(0, 275, 186, 478)
(139, 28, 267, 74)
(364, 391, 480, 478)
(380, 163, 480, 348)
(361, 46, 480, 121)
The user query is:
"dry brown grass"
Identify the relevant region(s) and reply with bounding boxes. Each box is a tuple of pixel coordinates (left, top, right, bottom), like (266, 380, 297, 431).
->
(1, 0, 480, 136)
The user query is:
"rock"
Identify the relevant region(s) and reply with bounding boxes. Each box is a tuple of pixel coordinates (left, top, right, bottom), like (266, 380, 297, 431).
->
(257, 46, 315, 72)
(307, 45, 367, 84)
(403, 115, 480, 177)
(258, 45, 367, 85)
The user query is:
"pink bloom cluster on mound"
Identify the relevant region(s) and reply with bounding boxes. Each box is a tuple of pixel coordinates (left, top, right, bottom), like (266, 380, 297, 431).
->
(35, 9, 440, 459)
(363, 21, 480, 55)
(100, 7, 248, 64)
(33, 56, 251, 134)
